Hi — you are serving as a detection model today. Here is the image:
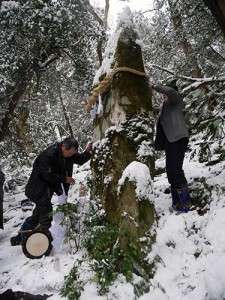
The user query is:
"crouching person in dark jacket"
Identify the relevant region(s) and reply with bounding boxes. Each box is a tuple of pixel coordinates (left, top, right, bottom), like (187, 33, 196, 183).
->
(11, 137, 92, 246)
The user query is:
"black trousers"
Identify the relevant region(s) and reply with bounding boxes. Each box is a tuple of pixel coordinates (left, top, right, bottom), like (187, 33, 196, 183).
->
(165, 137, 189, 187)
(30, 196, 53, 230)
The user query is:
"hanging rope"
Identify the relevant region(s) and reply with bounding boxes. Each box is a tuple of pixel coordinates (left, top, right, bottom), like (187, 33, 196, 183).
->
(84, 66, 149, 111)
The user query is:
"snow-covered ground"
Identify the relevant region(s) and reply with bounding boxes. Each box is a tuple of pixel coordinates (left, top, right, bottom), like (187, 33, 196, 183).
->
(1, 143, 225, 300)
(1, 0, 224, 299)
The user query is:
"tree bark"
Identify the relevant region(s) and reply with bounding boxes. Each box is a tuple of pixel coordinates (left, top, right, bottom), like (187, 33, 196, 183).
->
(91, 7, 155, 272)
(97, 40, 103, 66)
(0, 65, 34, 142)
(59, 93, 74, 139)
(104, 0, 110, 29)
(0, 53, 60, 143)
(203, 0, 225, 36)
(167, 0, 202, 78)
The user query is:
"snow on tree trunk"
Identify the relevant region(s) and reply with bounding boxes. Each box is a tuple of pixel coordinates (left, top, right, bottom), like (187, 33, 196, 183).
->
(91, 7, 155, 270)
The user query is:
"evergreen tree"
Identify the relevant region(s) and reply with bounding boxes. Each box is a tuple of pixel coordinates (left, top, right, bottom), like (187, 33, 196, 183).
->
(135, 0, 225, 162)
(0, 0, 104, 142)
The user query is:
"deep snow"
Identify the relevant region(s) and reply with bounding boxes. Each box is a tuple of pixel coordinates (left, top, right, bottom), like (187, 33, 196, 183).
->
(1, 141, 225, 299)
(1, 1, 225, 299)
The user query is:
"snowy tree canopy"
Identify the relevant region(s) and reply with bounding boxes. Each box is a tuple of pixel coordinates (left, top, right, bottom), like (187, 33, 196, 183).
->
(0, 0, 104, 142)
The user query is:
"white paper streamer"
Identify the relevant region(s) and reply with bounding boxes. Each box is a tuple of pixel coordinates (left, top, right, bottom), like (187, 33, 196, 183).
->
(90, 102, 98, 119)
(89, 95, 103, 119)
(97, 95, 103, 115)
(49, 184, 67, 251)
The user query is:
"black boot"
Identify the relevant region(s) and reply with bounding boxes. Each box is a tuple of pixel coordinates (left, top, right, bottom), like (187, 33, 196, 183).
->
(11, 217, 35, 246)
(10, 234, 22, 246)
(171, 184, 194, 213)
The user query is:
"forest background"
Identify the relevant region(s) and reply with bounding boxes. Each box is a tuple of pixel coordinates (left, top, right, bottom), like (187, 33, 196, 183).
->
(0, 0, 225, 299)
(0, 0, 224, 166)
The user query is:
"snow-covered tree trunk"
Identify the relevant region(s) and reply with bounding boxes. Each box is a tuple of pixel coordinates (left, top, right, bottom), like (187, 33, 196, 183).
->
(90, 7, 155, 269)
(204, 0, 225, 36)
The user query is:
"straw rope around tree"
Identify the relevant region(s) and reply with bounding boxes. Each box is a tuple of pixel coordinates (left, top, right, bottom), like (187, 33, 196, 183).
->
(84, 67, 149, 111)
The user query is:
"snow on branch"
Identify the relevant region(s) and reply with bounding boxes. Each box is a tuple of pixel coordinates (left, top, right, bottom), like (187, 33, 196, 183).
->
(148, 63, 225, 89)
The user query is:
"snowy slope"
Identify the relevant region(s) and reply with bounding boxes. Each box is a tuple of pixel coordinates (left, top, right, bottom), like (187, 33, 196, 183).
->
(1, 142, 225, 299)
(1, 0, 225, 299)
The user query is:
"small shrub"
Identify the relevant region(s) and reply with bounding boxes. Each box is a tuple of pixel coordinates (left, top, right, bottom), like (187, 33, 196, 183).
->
(60, 260, 84, 300)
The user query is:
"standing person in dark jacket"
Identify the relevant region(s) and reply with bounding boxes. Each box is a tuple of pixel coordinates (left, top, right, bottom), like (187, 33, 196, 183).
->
(0, 167, 5, 229)
(152, 83, 194, 212)
(11, 137, 92, 245)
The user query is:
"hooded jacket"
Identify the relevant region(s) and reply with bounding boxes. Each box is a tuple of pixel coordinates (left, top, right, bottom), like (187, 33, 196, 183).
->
(155, 84, 189, 146)
(25, 142, 90, 203)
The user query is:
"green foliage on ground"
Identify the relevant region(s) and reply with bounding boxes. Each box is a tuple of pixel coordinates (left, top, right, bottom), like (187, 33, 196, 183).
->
(60, 197, 152, 299)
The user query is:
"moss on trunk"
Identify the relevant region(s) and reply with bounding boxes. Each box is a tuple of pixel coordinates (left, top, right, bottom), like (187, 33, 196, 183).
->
(91, 7, 156, 274)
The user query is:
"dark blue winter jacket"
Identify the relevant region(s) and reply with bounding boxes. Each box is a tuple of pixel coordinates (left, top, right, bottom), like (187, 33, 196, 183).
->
(25, 142, 90, 203)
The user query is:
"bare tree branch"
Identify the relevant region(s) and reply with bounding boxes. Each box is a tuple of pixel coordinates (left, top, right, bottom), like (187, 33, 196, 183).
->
(141, 9, 157, 15)
(60, 48, 93, 76)
(148, 63, 225, 88)
(210, 45, 225, 60)
(83, 0, 104, 27)
(104, 0, 110, 29)
(59, 90, 74, 139)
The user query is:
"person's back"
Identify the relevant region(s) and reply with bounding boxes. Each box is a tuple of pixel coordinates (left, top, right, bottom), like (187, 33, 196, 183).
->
(155, 84, 189, 143)
(25, 142, 63, 203)
(152, 83, 194, 213)
(10, 137, 92, 248)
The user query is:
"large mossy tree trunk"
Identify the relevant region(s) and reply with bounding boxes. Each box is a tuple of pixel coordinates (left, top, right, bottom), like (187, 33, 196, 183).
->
(91, 7, 155, 272)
